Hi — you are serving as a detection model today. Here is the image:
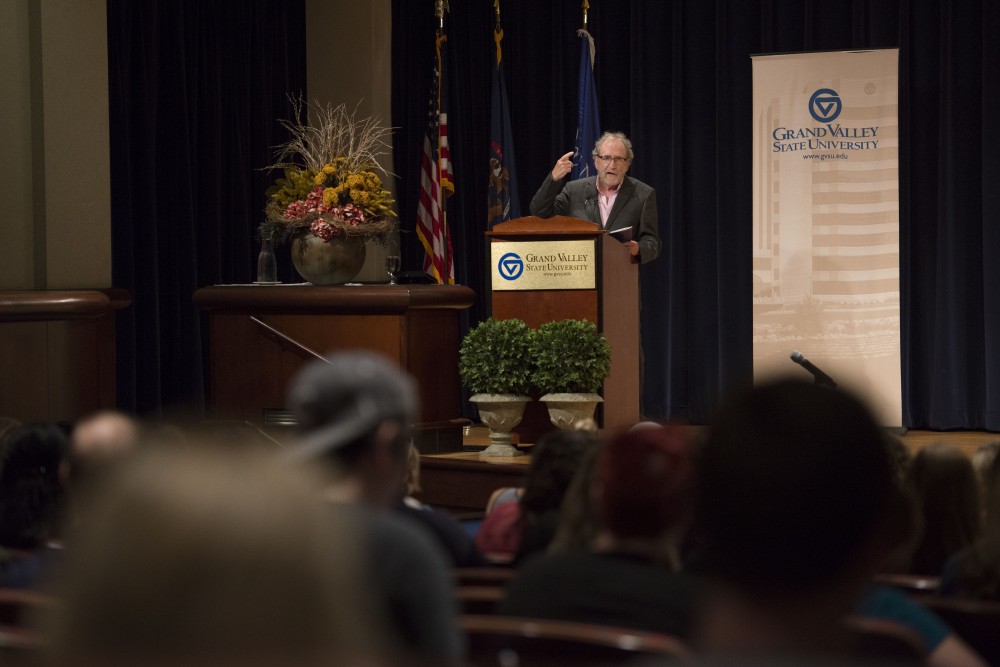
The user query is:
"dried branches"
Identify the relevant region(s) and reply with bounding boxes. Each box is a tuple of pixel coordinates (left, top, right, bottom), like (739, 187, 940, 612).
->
(268, 96, 394, 177)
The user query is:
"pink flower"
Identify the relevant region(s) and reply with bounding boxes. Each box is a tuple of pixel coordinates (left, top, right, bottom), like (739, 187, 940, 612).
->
(333, 203, 366, 226)
(310, 219, 339, 241)
(283, 187, 331, 220)
(283, 200, 309, 220)
(304, 186, 326, 212)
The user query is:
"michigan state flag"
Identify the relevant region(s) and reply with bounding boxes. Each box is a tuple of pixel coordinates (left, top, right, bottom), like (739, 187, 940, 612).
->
(571, 29, 600, 180)
(488, 24, 521, 228)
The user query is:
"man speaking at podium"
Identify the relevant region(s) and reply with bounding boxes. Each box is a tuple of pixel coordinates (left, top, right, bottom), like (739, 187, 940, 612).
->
(529, 131, 661, 264)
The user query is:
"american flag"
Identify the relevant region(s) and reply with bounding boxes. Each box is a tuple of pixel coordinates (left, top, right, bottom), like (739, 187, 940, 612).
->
(416, 32, 454, 284)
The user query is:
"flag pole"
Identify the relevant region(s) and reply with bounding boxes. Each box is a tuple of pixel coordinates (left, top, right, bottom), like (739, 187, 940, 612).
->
(434, 0, 452, 282)
(582, 0, 590, 30)
(436, 0, 448, 29)
(493, 0, 503, 65)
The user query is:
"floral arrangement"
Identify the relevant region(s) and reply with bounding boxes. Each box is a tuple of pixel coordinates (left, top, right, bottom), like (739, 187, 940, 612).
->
(261, 97, 397, 246)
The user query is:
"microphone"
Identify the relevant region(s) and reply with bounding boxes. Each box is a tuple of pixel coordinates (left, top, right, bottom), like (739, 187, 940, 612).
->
(789, 350, 837, 387)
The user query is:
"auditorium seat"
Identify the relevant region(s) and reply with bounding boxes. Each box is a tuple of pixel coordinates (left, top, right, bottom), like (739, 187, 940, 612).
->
(912, 595, 1000, 664)
(456, 586, 506, 615)
(460, 613, 693, 665)
(843, 615, 926, 663)
(0, 588, 57, 628)
(453, 566, 517, 588)
(871, 573, 941, 595)
(0, 589, 55, 666)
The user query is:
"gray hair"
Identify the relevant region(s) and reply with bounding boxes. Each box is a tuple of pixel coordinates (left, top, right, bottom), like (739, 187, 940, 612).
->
(592, 131, 634, 162)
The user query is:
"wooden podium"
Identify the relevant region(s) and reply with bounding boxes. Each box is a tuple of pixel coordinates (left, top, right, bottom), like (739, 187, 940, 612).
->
(486, 216, 640, 440)
(193, 284, 475, 452)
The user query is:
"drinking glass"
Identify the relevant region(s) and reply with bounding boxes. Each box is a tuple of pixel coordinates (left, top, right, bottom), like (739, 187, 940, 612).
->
(385, 254, 400, 285)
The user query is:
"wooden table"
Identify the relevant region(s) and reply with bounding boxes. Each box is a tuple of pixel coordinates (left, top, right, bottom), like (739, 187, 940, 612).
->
(0, 289, 130, 422)
(418, 451, 531, 515)
(193, 283, 475, 453)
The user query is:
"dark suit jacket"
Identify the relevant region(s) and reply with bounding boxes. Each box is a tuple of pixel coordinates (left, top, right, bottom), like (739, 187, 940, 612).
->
(529, 174, 661, 264)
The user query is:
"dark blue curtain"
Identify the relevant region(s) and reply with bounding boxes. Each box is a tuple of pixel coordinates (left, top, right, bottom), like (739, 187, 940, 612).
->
(391, 0, 1000, 429)
(106, 1, 1000, 429)
(108, 1, 306, 417)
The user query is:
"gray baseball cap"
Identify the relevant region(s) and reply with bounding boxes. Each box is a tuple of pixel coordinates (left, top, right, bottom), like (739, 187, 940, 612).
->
(285, 351, 419, 462)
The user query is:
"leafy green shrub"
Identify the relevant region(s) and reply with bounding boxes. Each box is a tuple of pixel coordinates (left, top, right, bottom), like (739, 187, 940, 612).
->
(530, 319, 611, 394)
(458, 318, 534, 395)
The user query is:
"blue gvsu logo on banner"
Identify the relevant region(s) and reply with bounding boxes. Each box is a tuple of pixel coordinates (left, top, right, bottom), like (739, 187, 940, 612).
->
(770, 87, 880, 157)
(808, 88, 842, 123)
(498, 252, 524, 281)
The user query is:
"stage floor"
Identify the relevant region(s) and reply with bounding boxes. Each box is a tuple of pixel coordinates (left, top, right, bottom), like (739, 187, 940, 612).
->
(899, 429, 999, 458)
(451, 424, 999, 458)
(416, 425, 998, 514)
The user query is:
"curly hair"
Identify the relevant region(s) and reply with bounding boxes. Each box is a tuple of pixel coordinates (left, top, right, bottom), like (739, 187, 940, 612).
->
(519, 429, 599, 527)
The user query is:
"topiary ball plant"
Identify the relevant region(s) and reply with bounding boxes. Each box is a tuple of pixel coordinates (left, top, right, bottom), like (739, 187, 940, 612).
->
(530, 319, 611, 395)
(458, 317, 534, 396)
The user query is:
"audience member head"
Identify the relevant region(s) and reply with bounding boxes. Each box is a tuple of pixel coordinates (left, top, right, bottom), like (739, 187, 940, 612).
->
(286, 350, 419, 507)
(938, 450, 1000, 601)
(883, 432, 911, 482)
(68, 410, 140, 486)
(628, 420, 665, 432)
(0, 416, 21, 448)
(548, 441, 603, 554)
(905, 442, 980, 575)
(696, 379, 897, 601)
(972, 440, 1000, 506)
(975, 453, 1000, 552)
(402, 442, 422, 497)
(598, 425, 694, 541)
(49, 444, 377, 667)
(0, 423, 68, 550)
(519, 428, 599, 525)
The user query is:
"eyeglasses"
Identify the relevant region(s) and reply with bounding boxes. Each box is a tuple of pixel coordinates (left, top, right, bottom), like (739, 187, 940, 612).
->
(595, 154, 629, 164)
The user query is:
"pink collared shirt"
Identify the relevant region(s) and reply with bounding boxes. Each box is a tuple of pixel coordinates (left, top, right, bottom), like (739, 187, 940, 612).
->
(596, 177, 620, 227)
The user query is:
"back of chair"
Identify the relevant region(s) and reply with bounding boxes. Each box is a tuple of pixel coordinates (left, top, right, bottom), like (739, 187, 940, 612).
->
(461, 614, 692, 666)
(454, 567, 517, 588)
(0, 627, 44, 666)
(843, 615, 926, 664)
(0, 588, 58, 627)
(0, 589, 56, 667)
(912, 595, 1000, 665)
(871, 573, 941, 595)
(456, 586, 505, 615)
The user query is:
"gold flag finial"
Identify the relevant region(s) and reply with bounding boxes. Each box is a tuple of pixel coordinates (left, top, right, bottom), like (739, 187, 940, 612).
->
(582, 0, 590, 29)
(493, 0, 503, 64)
(435, 0, 449, 29)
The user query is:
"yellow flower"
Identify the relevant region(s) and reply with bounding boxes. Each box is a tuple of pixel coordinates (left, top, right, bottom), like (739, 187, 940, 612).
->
(322, 164, 335, 174)
(314, 171, 327, 185)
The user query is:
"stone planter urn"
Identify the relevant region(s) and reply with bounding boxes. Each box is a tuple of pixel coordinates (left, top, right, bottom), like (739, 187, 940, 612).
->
(291, 231, 366, 285)
(540, 393, 604, 429)
(469, 394, 530, 457)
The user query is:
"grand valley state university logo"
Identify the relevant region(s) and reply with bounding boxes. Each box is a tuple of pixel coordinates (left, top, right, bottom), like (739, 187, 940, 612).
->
(770, 87, 879, 154)
(498, 252, 524, 280)
(808, 88, 842, 123)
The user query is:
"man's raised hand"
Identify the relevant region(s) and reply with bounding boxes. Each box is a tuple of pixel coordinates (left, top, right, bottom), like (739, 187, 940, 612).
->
(550, 150, 576, 181)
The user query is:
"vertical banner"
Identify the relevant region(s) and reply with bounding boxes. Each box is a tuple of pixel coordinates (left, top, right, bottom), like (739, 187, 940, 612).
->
(751, 49, 901, 426)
